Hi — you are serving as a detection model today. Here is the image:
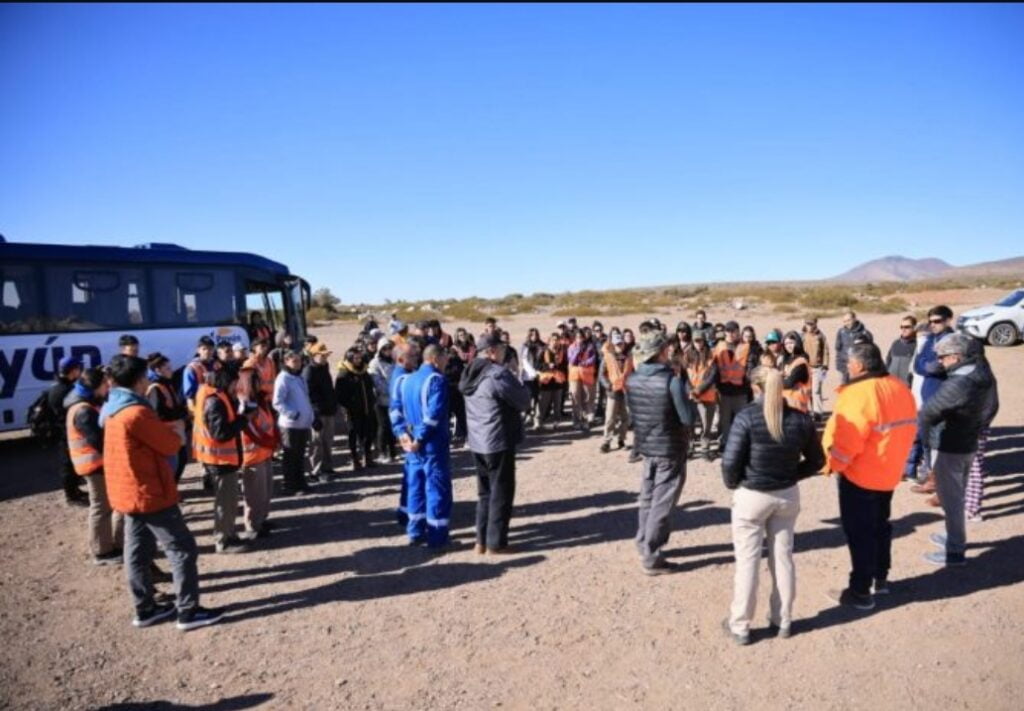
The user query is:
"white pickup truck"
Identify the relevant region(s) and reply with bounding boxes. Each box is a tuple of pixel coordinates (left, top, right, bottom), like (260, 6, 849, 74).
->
(957, 289, 1024, 347)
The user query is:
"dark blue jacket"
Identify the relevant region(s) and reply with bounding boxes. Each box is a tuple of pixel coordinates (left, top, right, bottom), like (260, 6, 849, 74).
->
(913, 328, 952, 402)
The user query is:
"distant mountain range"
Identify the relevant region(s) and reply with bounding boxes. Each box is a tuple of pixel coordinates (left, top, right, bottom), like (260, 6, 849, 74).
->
(831, 255, 1024, 282)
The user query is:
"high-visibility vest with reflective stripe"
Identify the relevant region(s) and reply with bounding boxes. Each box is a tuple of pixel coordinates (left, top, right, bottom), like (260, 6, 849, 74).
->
(783, 356, 812, 413)
(714, 343, 749, 387)
(242, 403, 277, 467)
(687, 358, 718, 404)
(192, 385, 241, 466)
(66, 401, 103, 475)
(253, 356, 277, 398)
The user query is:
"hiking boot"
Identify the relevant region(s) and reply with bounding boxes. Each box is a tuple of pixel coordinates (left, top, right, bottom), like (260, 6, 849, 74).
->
(176, 606, 223, 631)
(215, 537, 252, 554)
(617, 439, 626, 450)
(924, 551, 966, 567)
(93, 550, 123, 566)
(721, 618, 750, 646)
(133, 603, 177, 628)
(826, 588, 875, 611)
(599, 442, 611, 454)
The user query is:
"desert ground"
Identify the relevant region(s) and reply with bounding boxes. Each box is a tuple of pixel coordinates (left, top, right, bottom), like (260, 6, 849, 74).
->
(1, 290, 1021, 710)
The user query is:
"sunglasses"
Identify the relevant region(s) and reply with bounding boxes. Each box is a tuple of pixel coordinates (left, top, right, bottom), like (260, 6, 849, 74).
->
(929, 318, 945, 324)
(900, 325, 914, 329)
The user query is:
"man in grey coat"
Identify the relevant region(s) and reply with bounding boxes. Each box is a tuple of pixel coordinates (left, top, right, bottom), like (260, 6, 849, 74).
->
(459, 333, 532, 555)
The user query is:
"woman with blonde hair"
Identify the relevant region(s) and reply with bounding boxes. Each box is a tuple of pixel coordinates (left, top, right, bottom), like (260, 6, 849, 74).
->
(720, 366, 825, 645)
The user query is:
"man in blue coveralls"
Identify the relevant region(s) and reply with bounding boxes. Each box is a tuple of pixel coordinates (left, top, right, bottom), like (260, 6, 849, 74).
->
(397, 344, 452, 548)
(388, 341, 420, 527)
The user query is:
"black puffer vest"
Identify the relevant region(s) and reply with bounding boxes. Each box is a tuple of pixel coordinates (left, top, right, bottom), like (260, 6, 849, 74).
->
(626, 363, 688, 458)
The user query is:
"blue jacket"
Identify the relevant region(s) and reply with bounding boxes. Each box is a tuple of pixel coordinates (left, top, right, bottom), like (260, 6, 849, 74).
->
(400, 363, 449, 455)
(388, 365, 415, 439)
(914, 329, 952, 402)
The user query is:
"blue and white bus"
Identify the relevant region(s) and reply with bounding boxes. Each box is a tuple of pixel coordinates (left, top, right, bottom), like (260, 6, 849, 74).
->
(0, 238, 310, 432)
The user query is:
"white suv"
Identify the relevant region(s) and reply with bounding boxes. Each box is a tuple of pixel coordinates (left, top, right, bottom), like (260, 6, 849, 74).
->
(957, 289, 1024, 347)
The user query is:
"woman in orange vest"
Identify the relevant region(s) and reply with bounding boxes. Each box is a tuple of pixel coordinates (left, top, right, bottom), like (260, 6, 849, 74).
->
(781, 331, 813, 414)
(536, 331, 568, 430)
(194, 369, 255, 554)
(685, 331, 720, 461)
(567, 329, 598, 432)
(598, 331, 634, 452)
(65, 367, 124, 565)
(237, 362, 278, 538)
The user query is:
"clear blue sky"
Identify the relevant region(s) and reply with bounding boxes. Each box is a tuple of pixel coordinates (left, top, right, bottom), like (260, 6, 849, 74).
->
(2, 4, 1022, 303)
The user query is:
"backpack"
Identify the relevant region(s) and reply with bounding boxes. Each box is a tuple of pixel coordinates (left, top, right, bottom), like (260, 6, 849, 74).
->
(26, 390, 60, 446)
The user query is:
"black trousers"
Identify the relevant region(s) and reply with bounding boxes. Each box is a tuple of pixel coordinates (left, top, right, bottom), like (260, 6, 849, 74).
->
(838, 476, 893, 595)
(348, 411, 377, 463)
(374, 405, 397, 460)
(281, 427, 310, 491)
(449, 388, 467, 439)
(57, 438, 83, 498)
(473, 449, 517, 549)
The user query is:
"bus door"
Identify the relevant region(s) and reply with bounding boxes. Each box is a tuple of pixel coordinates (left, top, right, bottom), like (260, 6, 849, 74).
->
(244, 281, 285, 344)
(283, 278, 309, 342)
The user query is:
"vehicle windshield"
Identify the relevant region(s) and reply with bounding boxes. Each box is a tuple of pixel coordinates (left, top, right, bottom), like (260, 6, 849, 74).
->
(995, 290, 1024, 307)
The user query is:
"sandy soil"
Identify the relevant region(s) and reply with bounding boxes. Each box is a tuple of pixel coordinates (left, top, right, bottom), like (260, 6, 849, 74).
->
(1, 296, 1022, 710)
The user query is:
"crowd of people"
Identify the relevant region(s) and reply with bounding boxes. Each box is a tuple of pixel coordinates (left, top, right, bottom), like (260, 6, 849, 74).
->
(40, 303, 1000, 640)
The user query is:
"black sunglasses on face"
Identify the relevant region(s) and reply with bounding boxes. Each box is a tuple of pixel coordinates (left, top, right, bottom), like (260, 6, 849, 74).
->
(929, 318, 945, 324)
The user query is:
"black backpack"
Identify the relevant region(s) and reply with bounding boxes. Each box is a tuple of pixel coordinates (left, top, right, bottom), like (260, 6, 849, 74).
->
(26, 390, 60, 446)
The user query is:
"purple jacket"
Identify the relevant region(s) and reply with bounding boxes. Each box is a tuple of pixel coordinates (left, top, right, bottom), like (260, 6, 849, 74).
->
(567, 342, 597, 368)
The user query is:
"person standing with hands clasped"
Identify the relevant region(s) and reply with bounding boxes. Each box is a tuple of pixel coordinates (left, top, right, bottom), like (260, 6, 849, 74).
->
(274, 350, 315, 496)
(720, 366, 824, 645)
(459, 333, 532, 555)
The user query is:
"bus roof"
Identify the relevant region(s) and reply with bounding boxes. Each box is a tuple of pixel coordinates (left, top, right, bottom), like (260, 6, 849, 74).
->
(0, 239, 293, 276)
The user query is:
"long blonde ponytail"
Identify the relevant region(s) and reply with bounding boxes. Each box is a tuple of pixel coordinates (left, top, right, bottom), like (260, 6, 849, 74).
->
(752, 366, 785, 442)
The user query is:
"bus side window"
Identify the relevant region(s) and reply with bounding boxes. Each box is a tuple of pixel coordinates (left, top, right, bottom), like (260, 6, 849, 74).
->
(45, 267, 148, 330)
(152, 268, 237, 326)
(0, 264, 41, 333)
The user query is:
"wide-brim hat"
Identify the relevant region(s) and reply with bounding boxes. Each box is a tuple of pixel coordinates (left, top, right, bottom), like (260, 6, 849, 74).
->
(633, 331, 670, 363)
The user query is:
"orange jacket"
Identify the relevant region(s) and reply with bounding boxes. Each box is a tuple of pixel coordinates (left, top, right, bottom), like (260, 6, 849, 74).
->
(822, 373, 917, 492)
(103, 398, 182, 514)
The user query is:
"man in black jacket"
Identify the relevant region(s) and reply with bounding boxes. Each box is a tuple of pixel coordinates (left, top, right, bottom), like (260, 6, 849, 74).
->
(835, 310, 874, 384)
(48, 356, 87, 506)
(625, 331, 696, 575)
(885, 315, 918, 386)
(919, 333, 995, 567)
(303, 342, 338, 480)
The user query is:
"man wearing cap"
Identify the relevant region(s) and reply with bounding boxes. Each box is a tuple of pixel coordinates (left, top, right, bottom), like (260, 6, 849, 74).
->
(917, 333, 995, 567)
(398, 344, 453, 548)
(182, 336, 221, 411)
(625, 331, 696, 575)
(599, 331, 633, 453)
(49, 356, 88, 506)
(460, 333, 531, 554)
(714, 321, 751, 453)
(303, 342, 339, 480)
(801, 317, 830, 421)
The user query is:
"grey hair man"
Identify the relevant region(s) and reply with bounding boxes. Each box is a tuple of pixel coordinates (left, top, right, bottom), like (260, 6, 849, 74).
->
(918, 333, 996, 567)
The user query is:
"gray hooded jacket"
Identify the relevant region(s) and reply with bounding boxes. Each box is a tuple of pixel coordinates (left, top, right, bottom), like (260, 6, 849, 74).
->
(459, 358, 531, 455)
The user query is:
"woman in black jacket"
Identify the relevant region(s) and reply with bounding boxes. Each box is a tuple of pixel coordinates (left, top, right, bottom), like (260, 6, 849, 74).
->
(720, 366, 825, 645)
(335, 347, 378, 470)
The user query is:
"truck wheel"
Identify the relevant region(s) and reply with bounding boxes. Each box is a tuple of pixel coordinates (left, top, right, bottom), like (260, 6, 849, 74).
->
(987, 321, 1019, 347)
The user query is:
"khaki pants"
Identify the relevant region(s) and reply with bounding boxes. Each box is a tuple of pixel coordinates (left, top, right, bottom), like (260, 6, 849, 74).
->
(242, 458, 273, 532)
(210, 469, 239, 545)
(84, 473, 124, 556)
(569, 380, 596, 426)
(729, 485, 800, 635)
(308, 413, 336, 475)
(602, 396, 628, 445)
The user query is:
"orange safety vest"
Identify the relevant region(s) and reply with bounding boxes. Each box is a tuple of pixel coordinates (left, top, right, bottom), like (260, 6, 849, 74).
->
(252, 355, 277, 397)
(714, 342, 749, 387)
(568, 346, 597, 385)
(192, 385, 241, 467)
(252, 324, 272, 342)
(602, 345, 634, 392)
(242, 403, 277, 467)
(783, 356, 813, 413)
(147, 381, 186, 421)
(66, 401, 103, 475)
(539, 349, 568, 385)
(687, 358, 718, 404)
